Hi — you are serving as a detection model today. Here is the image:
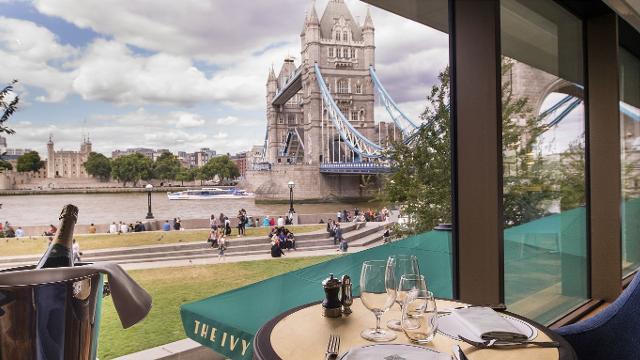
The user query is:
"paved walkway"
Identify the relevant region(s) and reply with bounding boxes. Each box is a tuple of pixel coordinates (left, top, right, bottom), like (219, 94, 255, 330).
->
(120, 244, 371, 270)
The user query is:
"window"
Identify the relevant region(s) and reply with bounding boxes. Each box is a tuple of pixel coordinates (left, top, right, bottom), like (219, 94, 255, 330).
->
(343, 31, 348, 42)
(337, 79, 348, 94)
(329, 47, 334, 57)
(351, 111, 359, 121)
(335, 31, 340, 41)
(356, 83, 362, 94)
(501, 0, 586, 325)
(338, 48, 342, 58)
(345, 48, 350, 58)
(620, 48, 640, 276)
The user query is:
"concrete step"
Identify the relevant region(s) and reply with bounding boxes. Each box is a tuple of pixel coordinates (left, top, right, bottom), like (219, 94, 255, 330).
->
(0, 224, 359, 265)
(0, 223, 390, 269)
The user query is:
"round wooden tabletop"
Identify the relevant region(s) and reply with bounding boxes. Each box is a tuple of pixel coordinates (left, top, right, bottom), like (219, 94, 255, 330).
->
(253, 298, 576, 360)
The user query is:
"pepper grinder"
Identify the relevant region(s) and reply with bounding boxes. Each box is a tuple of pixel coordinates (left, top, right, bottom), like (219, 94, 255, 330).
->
(322, 273, 342, 318)
(340, 275, 353, 315)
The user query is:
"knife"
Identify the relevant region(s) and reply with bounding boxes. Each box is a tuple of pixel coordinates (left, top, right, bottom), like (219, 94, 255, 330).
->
(452, 345, 470, 360)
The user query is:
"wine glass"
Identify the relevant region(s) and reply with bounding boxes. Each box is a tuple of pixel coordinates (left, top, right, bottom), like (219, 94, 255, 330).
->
(402, 289, 438, 343)
(386, 254, 421, 331)
(360, 260, 397, 342)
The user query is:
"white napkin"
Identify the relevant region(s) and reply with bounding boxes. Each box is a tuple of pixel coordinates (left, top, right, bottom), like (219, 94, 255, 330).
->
(452, 307, 528, 342)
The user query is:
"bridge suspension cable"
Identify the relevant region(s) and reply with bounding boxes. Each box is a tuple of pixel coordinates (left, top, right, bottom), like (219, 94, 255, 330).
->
(369, 66, 420, 140)
(314, 64, 383, 159)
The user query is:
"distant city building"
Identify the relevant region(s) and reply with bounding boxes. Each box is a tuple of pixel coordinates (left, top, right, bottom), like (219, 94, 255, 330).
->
(188, 148, 217, 168)
(111, 147, 155, 159)
(46, 135, 92, 178)
(3, 148, 35, 160)
(231, 152, 248, 178)
(153, 149, 171, 161)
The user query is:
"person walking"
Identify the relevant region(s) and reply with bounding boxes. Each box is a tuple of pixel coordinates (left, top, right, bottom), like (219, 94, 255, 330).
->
(72, 238, 82, 263)
(218, 234, 227, 261)
(333, 223, 343, 245)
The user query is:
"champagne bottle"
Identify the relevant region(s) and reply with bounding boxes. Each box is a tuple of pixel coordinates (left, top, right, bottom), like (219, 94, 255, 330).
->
(36, 204, 79, 269)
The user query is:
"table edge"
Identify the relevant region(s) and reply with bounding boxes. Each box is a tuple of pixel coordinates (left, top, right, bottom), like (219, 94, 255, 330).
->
(252, 299, 577, 360)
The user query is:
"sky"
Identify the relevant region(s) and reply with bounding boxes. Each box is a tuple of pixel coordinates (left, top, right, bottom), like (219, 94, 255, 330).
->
(0, 0, 450, 157)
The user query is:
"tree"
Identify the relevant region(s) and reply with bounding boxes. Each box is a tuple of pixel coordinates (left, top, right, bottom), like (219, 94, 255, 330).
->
(0, 160, 12, 171)
(200, 155, 240, 182)
(16, 151, 43, 173)
(383, 59, 553, 233)
(382, 67, 452, 233)
(83, 152, 112, 181)
(176, 167, 196, 186)
(153, 152, 182, 181)
(111, 153, 153, 187)
(0, 80, 18, 136)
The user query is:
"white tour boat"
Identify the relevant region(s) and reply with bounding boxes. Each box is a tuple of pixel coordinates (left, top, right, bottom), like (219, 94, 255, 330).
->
(167, 188, 254, 200)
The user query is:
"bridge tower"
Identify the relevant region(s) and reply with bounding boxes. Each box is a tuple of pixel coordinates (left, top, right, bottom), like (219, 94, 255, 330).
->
(267, 0, 377, 166)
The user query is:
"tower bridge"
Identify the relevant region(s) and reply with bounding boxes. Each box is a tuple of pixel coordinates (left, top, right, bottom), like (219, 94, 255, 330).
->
(244, 0, 600, 201)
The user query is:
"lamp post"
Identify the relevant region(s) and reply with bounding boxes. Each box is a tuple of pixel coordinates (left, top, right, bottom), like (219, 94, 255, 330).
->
(145, 184, 154, 219)
(287, 181, 295, 214)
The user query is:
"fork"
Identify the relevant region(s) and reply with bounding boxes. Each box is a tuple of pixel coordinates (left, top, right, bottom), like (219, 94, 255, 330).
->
(325, 333, 341, 360)
(459, 335, 560, 349)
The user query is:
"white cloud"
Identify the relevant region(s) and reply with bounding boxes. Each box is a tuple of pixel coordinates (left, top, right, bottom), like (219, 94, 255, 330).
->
(216, 116, 238, 125)
(213, 132, 228, 139)
(32, 0, 307, 64)
(173, 113, 205, 128)
(0, 17, 76, 102)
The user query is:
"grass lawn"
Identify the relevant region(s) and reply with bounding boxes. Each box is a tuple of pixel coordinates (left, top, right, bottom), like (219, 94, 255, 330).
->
(97, 255, 334, 359)
(0, 225, 325, 257)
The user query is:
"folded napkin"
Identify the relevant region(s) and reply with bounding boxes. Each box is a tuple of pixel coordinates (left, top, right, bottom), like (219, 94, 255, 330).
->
(0, 262, 152, 328)
(452, 307, 528, 342)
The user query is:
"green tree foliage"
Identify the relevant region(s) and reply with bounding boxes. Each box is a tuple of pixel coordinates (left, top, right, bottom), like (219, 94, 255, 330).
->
(501, 60, 554, 227)
(153, 152, 182, 181)
(16, 151, 43, 173)
(200, 155, 240, 182)
(83, 152, 112, 181)
(383, 68, 451, 233)
(176, 167, 196, 186)
(111, 153, 153, 187)
(0, 160, 12, 170)
(0, 80, 18, 135)
(383, 60, 555, 233)
(557, 140, 585, 210)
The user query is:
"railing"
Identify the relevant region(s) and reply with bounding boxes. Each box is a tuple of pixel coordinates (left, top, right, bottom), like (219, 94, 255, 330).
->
(319, 162, 393, 174)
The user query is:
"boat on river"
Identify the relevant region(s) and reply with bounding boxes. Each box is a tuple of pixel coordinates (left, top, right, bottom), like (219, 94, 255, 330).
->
(167, 188, 254, 200)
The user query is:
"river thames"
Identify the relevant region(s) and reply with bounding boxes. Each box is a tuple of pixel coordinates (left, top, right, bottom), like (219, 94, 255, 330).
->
(0, 192, 381, 226)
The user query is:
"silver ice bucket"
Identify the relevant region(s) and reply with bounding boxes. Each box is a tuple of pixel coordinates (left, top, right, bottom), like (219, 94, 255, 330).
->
(0, 263, 107, 360)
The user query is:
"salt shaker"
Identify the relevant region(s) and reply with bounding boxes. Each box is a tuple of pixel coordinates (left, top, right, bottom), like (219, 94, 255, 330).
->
(340, 275, 353, 315)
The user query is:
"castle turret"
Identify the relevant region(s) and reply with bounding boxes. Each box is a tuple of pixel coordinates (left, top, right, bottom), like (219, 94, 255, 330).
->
(362, 7, 375, 68)
(47, 134, 55, 178)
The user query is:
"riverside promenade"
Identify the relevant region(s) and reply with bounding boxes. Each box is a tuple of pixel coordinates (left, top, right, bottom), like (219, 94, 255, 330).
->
(0, 220, 393, 270)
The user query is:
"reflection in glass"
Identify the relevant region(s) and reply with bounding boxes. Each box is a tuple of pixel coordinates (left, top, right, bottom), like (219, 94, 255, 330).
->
(620, 48, 640, 276)
(501, 0, 588, 324)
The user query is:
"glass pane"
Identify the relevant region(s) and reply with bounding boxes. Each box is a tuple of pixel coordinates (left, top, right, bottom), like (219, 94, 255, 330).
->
(501, 0, 588, 325)
(620, 47, 640, 276)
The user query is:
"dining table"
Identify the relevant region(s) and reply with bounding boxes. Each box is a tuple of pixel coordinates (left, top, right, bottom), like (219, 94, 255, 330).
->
(253, 298, 576, 360)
